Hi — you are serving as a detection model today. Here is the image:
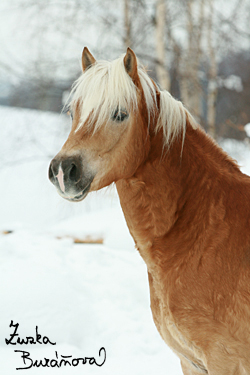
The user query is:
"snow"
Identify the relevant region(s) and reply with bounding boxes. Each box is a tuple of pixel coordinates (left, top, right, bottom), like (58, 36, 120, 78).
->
(1, 105, 250, 374)
(245, 123, 250, 138)
(217, 75, 243, 92)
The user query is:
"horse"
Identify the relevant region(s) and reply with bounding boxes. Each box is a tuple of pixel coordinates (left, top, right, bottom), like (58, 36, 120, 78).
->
(49, 47, 250, 375)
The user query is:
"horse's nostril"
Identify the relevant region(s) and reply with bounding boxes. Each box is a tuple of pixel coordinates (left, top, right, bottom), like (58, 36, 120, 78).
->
(69, 163, 78, 182)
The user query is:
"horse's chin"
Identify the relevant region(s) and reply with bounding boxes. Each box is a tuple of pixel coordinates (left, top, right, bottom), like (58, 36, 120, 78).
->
(64, 190, 89, 202)
(58, 183, 91, 202)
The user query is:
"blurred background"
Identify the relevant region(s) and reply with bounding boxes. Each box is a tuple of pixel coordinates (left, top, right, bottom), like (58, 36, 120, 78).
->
(1, 0, 250, 140)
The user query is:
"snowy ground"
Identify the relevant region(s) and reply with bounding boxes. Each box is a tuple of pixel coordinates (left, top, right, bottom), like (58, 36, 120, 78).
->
(0, 105, 250, 374)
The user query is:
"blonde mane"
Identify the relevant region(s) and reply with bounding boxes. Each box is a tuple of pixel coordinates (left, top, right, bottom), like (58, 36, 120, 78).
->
(68, 53, 197, 146)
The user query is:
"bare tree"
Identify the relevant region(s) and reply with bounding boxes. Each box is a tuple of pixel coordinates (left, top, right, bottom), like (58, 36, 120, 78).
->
(207, 0, 217, 138)
(124, 0, 131, 48)
(179, 0, 205, 123)
(155, 0, 170, 90)
(2, 0, 250, 141)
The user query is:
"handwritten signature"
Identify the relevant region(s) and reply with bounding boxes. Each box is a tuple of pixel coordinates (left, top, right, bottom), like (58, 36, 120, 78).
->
(5, 321, 106, 370)
(14, 348, 106, 370)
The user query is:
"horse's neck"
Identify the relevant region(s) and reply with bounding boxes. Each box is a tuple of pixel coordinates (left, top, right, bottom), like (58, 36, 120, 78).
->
(116, 127, 184, 262)
(116, 123, 242, 264)
(116, 162, 180, 248)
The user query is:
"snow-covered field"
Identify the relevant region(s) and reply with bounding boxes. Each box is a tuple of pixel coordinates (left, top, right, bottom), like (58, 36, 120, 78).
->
(0, 105, 250, 374)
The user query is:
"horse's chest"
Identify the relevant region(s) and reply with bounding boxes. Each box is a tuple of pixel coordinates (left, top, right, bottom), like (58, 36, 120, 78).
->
(148, 271, 206, 371)
(149, 276, 184, 350)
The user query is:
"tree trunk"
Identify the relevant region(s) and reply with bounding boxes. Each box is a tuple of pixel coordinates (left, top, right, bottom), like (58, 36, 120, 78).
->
(155, 0, 170, 90)
(207, 0, 217, 139)
(124, 0, 131, 48)
(180, 0, 204, 124)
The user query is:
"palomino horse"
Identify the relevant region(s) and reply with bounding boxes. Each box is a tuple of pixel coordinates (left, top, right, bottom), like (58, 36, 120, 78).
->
(49, 47, 250, 375)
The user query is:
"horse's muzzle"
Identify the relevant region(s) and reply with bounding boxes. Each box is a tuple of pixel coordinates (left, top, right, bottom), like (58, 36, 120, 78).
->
(48, 155, 93, 202)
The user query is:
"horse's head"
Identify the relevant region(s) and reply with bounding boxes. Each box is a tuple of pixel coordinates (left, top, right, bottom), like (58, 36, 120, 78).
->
(49, 47, 158, 202)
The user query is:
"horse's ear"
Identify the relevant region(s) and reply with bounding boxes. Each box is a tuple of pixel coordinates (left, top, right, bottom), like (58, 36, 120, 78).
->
(123, 48, 138, 82)
(82, 47, 96, 72)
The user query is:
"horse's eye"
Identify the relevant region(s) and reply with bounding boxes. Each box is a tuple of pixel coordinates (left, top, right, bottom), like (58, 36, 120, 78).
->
(112, 109, 128, 122)
(67, 110, 73, 120)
